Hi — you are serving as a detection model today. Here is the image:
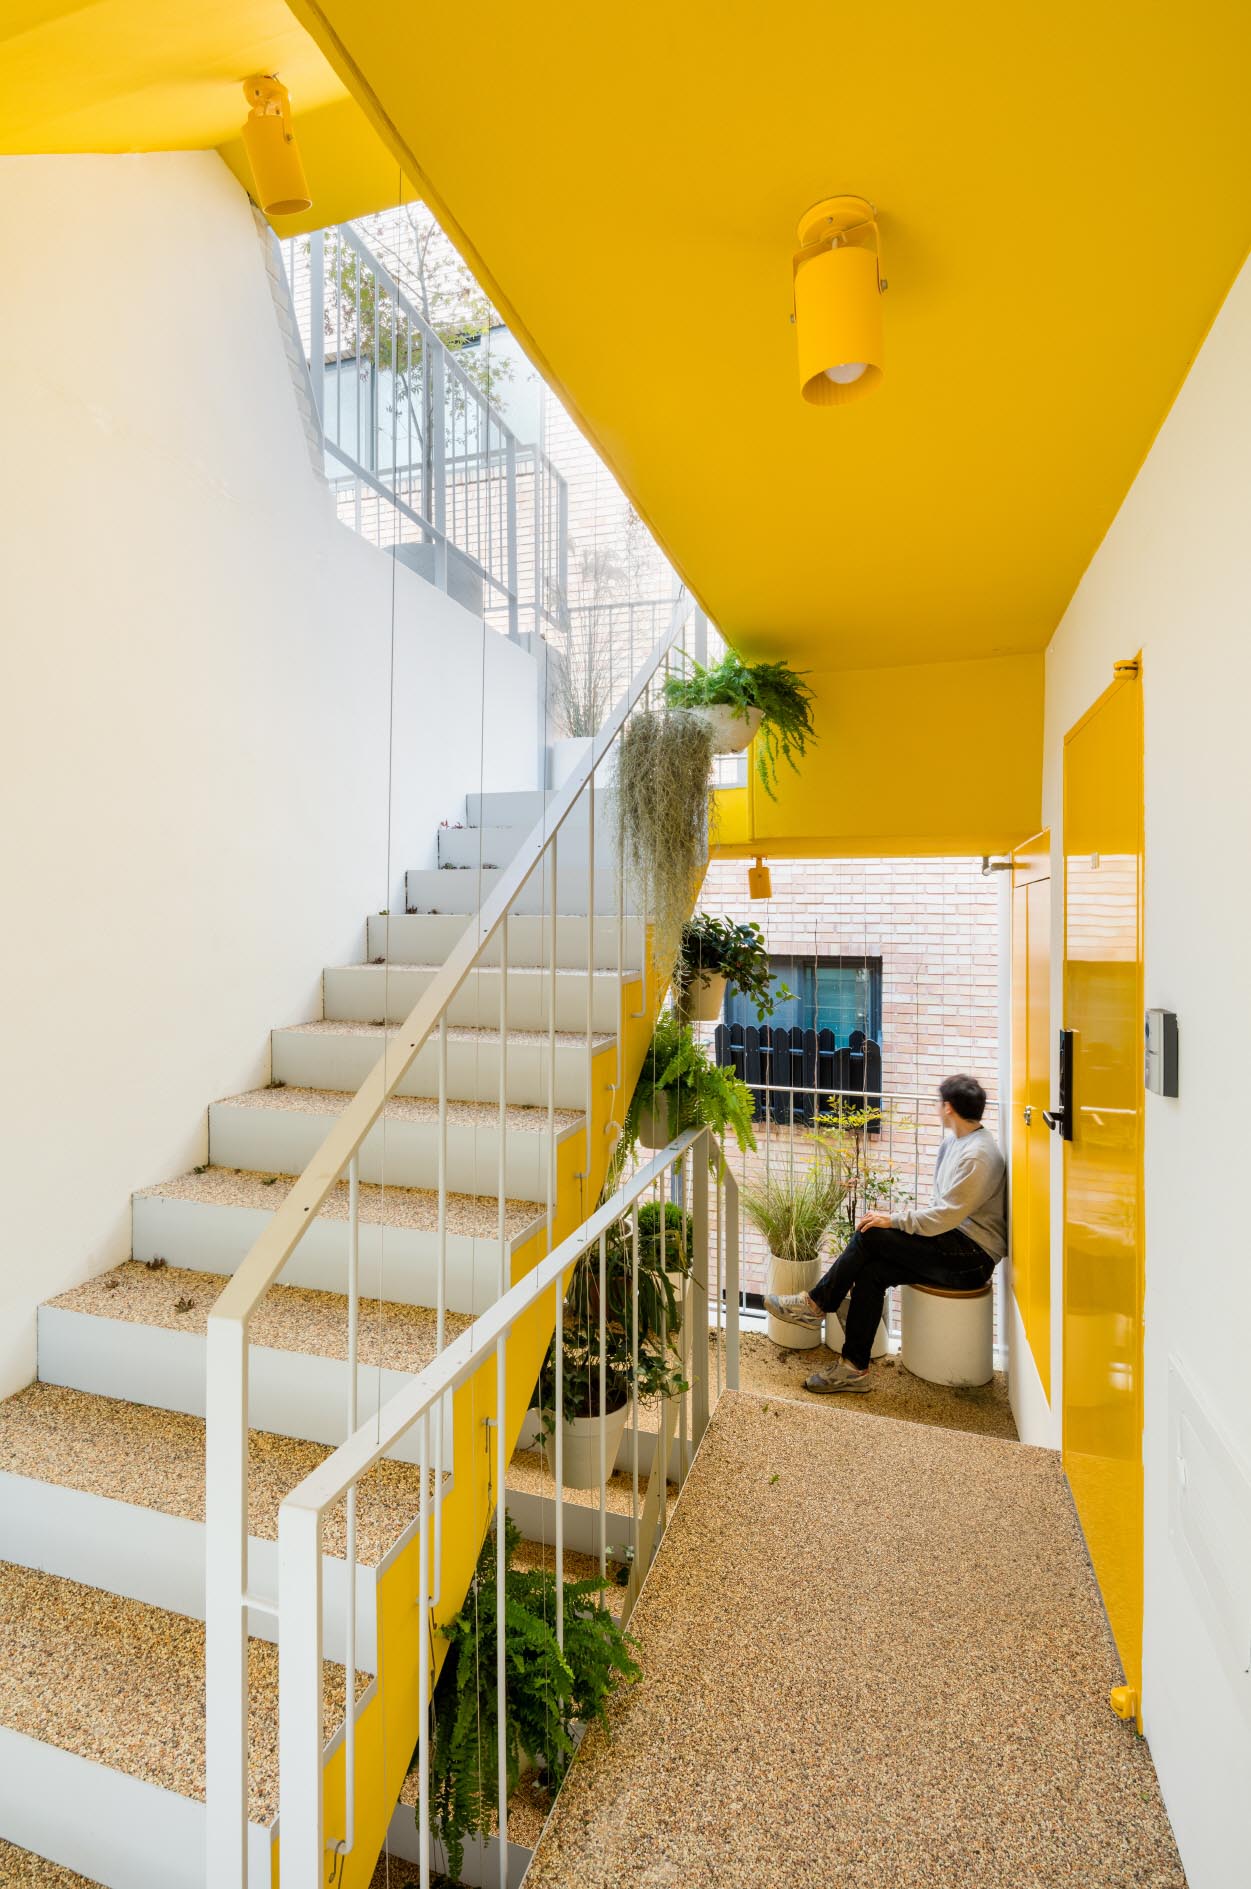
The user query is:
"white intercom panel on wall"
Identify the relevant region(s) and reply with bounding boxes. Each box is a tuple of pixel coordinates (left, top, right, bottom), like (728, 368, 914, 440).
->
(1145, 1009, 1179, 1097)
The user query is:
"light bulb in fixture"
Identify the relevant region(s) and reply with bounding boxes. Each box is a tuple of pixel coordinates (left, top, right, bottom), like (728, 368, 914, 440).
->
(825, 362, 867, 386)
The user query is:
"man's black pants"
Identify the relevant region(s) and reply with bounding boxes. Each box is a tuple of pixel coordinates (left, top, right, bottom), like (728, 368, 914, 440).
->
(807, 1225, 996, 1369)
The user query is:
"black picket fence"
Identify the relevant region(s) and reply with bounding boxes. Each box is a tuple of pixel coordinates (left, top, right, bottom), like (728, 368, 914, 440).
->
(712, 1024, 883, 1128)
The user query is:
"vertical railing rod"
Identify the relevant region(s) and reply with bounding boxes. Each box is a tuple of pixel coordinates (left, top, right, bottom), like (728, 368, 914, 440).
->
(724, 1167, 741, 1391)
(630, 1201, 640, 1569)
(204, 1318, 249, 1889)
(554, 1266, 565, 1651)
(598, 1228, 608, 1587)
(583, 773, 596, 1185)
(342, 1154, 360, 1856)
(506, 433, 519, 640)
(495, 1334, 508, 1889)
(417, 1409, 431, 1889)
(308, 231, 325, 432)
(498, 912, 509, 1300)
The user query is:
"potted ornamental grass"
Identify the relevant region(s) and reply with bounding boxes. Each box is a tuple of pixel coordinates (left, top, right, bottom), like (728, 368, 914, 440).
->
(741, 1151, 849, 1351)
(662, 652, 815, 796)
(625, 1012, 757, 1157)
(675, 912, 791, 1023)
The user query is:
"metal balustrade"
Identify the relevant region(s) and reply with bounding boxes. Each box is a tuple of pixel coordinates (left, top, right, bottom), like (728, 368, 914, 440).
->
(281, 225, 568, 641)
(204, 588, 740, 1887)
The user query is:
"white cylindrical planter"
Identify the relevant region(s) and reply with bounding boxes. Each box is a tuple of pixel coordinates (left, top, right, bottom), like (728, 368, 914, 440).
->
(545, 1403, 630, 1489)
(827, 1296, 890, 1361)
(699, 704, 764, 753)
(677, 972, 727, 1023)
(765, 1254, 823, 1350)
(899, 1281, 994, 1387)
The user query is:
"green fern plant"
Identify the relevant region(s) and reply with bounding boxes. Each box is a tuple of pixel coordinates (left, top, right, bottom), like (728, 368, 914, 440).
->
(624, 1012, 757, 1159)
(426, 1516, 639, 1878)
(663, 652, 815, 797)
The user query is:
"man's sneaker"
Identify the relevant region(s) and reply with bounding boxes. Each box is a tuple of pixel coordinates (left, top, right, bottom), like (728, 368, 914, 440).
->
(764, 1290, 823, 1329)
(804, 1358, 872, 1395)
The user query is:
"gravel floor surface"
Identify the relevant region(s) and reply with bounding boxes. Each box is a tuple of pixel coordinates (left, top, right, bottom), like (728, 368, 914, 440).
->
(0, 1382, 432, 1562)
(0, 1563, 362, 1825)
(0, 1843, 105, 1887)
(46, 1260, 471, 1373)
(217, 1085, 580, 1134)
(524, 1392, 1186, 1889)
(136, 1166, 540, 1238)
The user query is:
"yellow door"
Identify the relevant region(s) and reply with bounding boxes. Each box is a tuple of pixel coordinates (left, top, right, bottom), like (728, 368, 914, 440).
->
(1062, 665, 1144, 1710)
(1010, 836, 1051, 1397)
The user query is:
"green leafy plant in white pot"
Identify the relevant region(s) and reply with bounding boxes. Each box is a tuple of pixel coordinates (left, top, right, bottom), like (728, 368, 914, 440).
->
(663, 652, 816, 796)
(625, 1012, 757, 1158)
(741, 1152, 848, 1350)
(675, 912, 792, 1024)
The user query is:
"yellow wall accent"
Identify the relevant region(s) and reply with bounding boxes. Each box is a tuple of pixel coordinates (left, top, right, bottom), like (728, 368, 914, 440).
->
(272, 954, 665, 1885)
(712, 653, 1043, 859)
(0, 0, 410, 234)
(1010, 833, 1052, 1399)
(281, 0, 1251, 670)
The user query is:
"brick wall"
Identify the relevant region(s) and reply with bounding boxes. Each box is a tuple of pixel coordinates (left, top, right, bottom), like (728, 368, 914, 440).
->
(696, 853, 1002, 1298)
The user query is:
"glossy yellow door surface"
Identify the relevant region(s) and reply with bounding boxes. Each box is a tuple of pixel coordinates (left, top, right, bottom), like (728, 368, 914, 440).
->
(1011, 837, 1052, 1397)
(1062, 669, 1144, 1707)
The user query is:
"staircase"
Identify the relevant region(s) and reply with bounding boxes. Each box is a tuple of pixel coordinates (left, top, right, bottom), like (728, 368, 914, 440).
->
(0, 777, 663, 1888)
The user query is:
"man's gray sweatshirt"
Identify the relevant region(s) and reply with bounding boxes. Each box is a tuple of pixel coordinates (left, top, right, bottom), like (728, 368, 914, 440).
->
(891, 1126, 1007, 1257)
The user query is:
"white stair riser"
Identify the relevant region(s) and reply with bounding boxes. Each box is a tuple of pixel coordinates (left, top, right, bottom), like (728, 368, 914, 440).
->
(272, 1025, 611, 1110)
(323, 963, 633, 1033)
(0, 1725, 271, 1889)
(0, 1472, 379, 1670)
(404, 864, 626, 917)
(504, 1486, 633, 1558)
(132, 1193, 529, 1316)
(365, 910, 646, 968)
(465, 788, 552, 827)
(209, 1101, 568, 1199)
(37, 1307, 443, 1468)
(437, 823, 525, 869)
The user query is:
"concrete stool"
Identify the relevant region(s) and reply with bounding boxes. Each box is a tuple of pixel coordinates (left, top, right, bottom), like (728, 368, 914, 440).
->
(900, 1280, 993, 1387)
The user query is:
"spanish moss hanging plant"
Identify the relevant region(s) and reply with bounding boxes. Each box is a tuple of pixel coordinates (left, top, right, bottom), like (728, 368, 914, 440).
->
(615, 706, 715, 967)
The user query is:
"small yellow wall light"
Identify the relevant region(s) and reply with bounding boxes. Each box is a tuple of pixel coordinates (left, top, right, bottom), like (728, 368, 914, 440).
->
(793, 195, 885, 406)
(241, 75, 312, 218)
(748, 857, 773, 900)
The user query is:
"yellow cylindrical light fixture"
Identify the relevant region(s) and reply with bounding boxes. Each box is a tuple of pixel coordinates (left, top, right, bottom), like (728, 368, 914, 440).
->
(748, 857, 773, 900)
(793, 196, 884, 406)
(241, 76, 312, 217)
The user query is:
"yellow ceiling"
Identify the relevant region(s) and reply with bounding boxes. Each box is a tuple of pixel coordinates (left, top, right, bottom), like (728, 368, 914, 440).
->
(0, 0, 409, 230)
(286, 0, 1251, 669)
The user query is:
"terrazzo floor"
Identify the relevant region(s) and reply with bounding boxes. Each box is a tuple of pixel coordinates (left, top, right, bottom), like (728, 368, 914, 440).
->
(46, 1260, 472, 1374)
(137, 1164, 541, 1239)
(0, 1843, 105, 1886)
(0, 1563, 363, 1826)
(710, 1327, 1019, 1440)
(524, 1393, 1186, 1889)
(0, 1382, 433, 1563)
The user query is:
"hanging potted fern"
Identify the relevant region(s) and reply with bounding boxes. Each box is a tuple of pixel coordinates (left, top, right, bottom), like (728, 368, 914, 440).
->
(663, 652, 815, 796)
(424, 1515, 640, 1880)
(625, 1012, 757, 1156)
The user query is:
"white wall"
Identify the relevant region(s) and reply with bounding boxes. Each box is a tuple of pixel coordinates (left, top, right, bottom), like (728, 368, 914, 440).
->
(0, 154, 540, 1396)
(1041, 253, 1251, 1888)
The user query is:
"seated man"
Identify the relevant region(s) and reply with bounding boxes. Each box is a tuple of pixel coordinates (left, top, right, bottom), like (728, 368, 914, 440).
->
(765, 1073, 1006, 1395)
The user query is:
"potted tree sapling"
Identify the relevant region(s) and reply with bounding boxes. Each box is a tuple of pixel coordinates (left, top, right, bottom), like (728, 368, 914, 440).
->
(675, 912, 791, 1023)
(741, 1151, 849, 1351)
(663, 652, 815, 796)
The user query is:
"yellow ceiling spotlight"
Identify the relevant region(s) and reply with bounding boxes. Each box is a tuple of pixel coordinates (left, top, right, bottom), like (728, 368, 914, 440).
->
(748, 857, 773, 900)
(793, 195, 885, 406)
(241, 75, 312, 217)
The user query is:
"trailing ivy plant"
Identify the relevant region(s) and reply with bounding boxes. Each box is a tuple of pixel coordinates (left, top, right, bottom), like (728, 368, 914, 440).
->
(425, 1515, 640, 1880)
(663, 652, 816, 798)
(615, 707, 714, 964)
(624, 1012, 757, 1160)
(677, 912, 793, 1019)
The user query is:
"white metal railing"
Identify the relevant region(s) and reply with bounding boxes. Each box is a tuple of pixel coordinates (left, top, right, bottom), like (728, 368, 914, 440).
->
(282, 225, 568, 641)
(706, 1072, 1006, 1353)
(204, 587, 727, 1886)
(276, 1128, 739, 1886)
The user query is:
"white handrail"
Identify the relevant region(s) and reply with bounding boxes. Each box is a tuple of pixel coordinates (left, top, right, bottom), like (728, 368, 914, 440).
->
(205, 587, 698, 1887)
(276, 1131, 714, 1886)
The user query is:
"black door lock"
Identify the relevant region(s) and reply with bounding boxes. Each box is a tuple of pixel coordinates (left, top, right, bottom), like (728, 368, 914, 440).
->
(1043, 1030, 1075, 1140)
